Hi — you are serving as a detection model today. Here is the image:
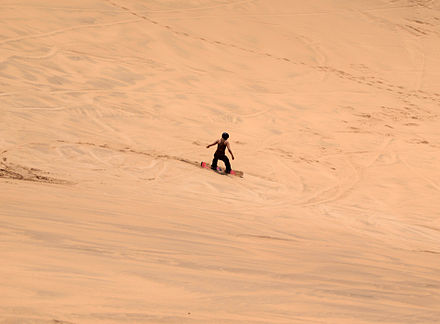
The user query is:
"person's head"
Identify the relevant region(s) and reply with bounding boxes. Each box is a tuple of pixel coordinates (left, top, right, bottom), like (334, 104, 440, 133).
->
(222, 132, 229, 140)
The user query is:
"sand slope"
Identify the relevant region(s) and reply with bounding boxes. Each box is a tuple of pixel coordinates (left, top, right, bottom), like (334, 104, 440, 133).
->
(1, 0, 440, 323)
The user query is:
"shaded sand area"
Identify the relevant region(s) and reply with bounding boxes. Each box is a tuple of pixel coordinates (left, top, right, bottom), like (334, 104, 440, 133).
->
(1, 0, 440, 323)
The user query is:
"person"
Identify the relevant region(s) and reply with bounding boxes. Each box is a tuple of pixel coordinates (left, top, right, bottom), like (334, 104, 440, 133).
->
(206, 132, 235, 174)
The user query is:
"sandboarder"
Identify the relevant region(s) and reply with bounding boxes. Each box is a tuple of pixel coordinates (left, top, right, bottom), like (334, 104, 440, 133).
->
(206, 132, 235, 174)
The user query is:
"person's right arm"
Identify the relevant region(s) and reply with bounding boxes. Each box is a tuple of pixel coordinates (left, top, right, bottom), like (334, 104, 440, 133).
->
(206, 139, 219, 148)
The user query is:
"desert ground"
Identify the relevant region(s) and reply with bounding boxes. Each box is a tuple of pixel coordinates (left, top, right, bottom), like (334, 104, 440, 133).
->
(1, 0, 440, 323)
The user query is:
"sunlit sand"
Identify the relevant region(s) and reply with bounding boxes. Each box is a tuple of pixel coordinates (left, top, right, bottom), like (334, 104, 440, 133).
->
(1, 0, 440, 323)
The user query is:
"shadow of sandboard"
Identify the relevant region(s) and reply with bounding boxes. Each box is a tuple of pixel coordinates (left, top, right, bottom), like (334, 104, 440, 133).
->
(200, 162, 243, 178)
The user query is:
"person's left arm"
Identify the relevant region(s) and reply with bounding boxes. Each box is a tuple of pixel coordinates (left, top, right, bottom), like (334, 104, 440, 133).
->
(227, 141, 235, 160)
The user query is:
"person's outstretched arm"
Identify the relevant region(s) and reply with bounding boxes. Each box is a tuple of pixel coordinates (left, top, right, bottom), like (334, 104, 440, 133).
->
(227, 142, 235, 160)
(206, 139, 219, 148)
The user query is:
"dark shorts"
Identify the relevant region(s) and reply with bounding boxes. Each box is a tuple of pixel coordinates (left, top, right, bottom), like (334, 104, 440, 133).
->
(211, 154, 231, 173)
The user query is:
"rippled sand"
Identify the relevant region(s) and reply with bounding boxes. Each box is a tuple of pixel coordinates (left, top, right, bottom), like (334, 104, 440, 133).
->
(1, 0, 440, 323)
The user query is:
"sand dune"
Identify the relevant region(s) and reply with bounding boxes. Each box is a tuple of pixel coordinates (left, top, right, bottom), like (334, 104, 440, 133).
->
(1, 0, 440, 323)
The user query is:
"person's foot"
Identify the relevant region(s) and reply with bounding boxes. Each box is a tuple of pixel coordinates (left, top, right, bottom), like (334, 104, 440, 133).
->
(211, 166, 217, 170)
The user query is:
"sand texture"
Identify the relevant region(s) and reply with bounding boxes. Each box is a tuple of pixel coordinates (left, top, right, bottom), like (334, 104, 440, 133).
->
(1, 0, 440, 323)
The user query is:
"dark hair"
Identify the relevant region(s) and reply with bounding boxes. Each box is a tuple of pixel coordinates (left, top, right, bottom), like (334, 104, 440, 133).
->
(222, 132, 229, 140)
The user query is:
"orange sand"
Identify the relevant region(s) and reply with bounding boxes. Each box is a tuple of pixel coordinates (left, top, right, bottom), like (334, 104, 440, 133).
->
(1, 0, 440, 323)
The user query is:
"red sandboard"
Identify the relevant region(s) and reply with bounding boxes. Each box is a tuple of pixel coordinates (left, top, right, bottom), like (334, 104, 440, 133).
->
(201, 162, 243, 177)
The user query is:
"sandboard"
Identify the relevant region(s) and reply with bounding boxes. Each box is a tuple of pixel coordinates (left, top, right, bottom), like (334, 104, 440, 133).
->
(201, 162, 243, 177)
